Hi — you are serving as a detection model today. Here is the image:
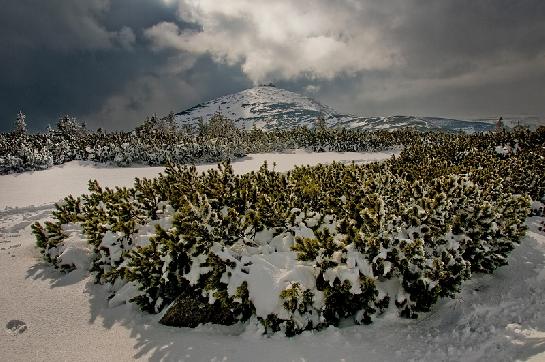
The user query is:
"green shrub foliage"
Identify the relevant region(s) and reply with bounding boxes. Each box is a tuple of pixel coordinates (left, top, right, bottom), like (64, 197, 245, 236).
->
(31, 126, 545, 335)
(1, 114, 415, 174)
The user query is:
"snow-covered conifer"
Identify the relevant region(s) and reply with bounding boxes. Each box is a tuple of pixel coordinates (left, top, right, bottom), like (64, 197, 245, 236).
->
(14, 111, 27, 134)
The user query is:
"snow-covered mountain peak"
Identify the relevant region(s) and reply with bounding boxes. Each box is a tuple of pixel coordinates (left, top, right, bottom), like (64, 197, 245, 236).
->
(175, 85, 339, 130)
(175, 85, 495, 132)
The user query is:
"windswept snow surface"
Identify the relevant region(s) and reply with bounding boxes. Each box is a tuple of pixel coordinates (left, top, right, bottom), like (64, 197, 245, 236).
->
(2, 151, 545, 362)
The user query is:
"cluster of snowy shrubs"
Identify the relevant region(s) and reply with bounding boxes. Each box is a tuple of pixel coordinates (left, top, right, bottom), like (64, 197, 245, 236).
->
(1, 113, 413, 174)
(32, 127, 545, 335)
(0, 114, 244, 174)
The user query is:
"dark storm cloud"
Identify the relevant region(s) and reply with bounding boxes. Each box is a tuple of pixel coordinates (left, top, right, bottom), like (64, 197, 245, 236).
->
(348, 0, 545, 118)
(390, 0, 545, 76)
(1, 0, 544, 132)
(147, 0, 545, 119)
(0, 0, 234, 131)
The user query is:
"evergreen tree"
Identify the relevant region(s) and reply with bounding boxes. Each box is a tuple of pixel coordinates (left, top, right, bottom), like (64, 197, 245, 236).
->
(316, 114, 327, 131)
(14, 111, 27, 134)
(166, 111, 177, 133)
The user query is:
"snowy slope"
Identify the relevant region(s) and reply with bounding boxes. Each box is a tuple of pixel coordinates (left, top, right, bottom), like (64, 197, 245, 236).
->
(1, 155, 545, 361)
(337, 115, 494, 133)
(175, 85, 340, 130)
(175, 85, 495, 132)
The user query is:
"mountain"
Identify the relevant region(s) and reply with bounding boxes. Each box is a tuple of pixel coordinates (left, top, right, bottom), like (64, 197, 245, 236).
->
(473, 116, 544, 130)
(334, 115, 494, 133)
(174, 85, 496, 132)
(175, 85, 342, 130)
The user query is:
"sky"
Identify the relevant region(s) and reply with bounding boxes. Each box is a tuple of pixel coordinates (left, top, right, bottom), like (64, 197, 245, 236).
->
(1, 0, 544, 132)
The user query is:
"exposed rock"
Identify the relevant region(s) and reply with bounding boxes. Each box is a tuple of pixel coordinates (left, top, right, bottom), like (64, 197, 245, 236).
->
(160, 290, 237, 328)
(6, 320, 27, 335)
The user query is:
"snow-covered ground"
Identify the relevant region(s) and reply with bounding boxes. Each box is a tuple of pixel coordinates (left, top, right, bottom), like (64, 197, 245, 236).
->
(1, 151, 545, 362)
(0, 150, 396, 210)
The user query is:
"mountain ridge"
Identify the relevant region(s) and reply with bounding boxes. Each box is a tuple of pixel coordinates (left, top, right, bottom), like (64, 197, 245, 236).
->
(174, 85, 525, 132)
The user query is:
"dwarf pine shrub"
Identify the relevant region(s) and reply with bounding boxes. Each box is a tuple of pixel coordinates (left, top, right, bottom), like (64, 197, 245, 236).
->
(32, 127, 545, 335)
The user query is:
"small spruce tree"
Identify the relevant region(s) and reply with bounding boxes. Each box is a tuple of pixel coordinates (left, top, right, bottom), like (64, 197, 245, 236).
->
(15, 111, 27, 134)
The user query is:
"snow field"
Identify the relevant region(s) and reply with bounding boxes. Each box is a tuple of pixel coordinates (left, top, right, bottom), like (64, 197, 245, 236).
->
(1, 151, 545, 361)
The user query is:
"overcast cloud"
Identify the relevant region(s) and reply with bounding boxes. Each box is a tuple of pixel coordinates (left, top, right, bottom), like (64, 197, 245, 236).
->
(145, 1, 401, 82)
(1, 0, 544, 131)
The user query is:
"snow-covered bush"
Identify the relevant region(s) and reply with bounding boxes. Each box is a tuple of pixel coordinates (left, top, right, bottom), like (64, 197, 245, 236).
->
(32, 129, 539, 335)
(2, 115, 418, 174)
